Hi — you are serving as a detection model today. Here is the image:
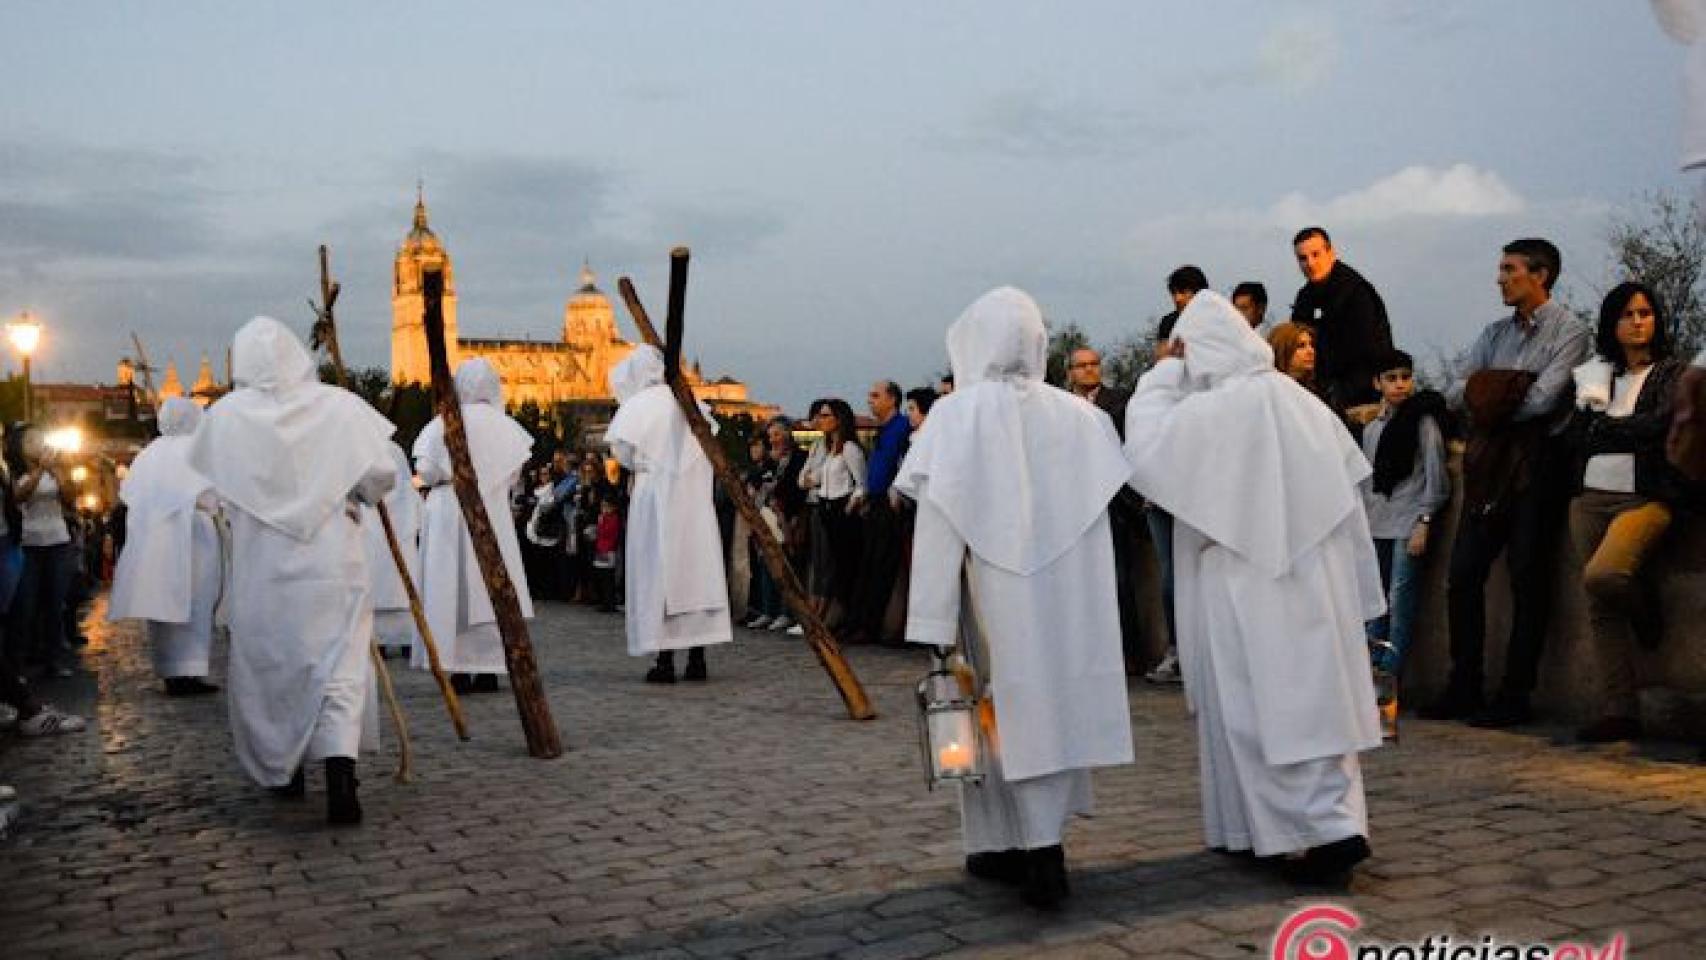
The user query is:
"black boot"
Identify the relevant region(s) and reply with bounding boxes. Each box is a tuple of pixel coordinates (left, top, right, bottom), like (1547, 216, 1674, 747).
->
(682, 648, 707, 682)
(1282, 835, 1370, 886)
(645, 651, 676, 684)
(325, 757, 362, 826)
(269, 766, 305, 800)
(165, 677, 220, 697)
(450, 673, 474, 695)
(965, 849, 1025, 884)
(1019, 845, 1069, 910)
(473, 674, 501, 693)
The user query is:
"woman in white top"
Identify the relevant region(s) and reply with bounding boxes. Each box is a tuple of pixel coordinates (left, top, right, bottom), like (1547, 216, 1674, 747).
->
(6, 425, 80, 678)
(798, 398, 866, 629)
(1568, 281, 1691, 745)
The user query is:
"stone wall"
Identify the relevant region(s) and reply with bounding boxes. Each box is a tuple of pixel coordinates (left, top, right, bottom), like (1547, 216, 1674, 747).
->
(1124, 456, 1706, 738)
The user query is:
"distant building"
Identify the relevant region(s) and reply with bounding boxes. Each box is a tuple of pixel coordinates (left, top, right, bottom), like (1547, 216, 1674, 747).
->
(389, 192, 778, 421)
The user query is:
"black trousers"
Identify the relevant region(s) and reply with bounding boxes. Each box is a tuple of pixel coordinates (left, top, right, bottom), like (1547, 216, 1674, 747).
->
(852, 498, 904, 641)
(1108, 501, 1146, 671)
(1445, 442, 1573, 699)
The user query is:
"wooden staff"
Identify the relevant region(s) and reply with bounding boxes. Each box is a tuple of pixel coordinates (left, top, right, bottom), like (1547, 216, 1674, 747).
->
(420, 264, 562, 758)
(311, 245, 470, 745)
(618, 249, 875, 721)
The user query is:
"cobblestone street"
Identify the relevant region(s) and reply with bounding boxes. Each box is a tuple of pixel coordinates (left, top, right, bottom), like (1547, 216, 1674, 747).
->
(3, 597, 1705, 959)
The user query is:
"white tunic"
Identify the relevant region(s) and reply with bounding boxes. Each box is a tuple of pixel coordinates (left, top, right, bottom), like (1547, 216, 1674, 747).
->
(411, 394, 535, 675)
(364, 442, 422, 650)
(224, 502, 383, 785)
(1124, 292, 1383, 856)
(605, 347, 732, 656)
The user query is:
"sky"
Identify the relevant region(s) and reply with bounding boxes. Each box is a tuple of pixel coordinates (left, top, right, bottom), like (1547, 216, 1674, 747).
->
(0, 1, 1691, 413)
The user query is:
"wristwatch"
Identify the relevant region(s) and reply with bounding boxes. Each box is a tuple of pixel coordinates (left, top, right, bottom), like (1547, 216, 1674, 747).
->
(1417, 514, 1433, 526)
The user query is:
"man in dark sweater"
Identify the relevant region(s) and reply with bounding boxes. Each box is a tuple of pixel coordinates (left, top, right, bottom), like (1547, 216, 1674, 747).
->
(1290, 226, 1395, 419)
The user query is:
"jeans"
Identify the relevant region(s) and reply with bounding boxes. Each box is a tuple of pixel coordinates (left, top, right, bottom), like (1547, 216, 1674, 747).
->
(1366, 538, 1423, 675)
(9, 542, 77, 671)
(751, 550, 784, 618)
(1146, 506, 1176, 651)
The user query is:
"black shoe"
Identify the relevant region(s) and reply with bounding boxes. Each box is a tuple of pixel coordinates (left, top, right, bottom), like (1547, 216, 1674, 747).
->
(1282, 835, 1370, 885)
(645, 663, 676, 684)
(965, 849, 1025, 884)
(1418, 685, 1483, 722)
(165, 677, 220, 697)
(1469, 695, 1533, 729)
(1019, 845, 1069, 910)
(473, 674, 501, 693)
(682, 651, 707, 682)
(1576, 716, 1642, 744)
(269, 766, 305, 800)
(450, 673, 474, 695)
(325, 757, 362, 826)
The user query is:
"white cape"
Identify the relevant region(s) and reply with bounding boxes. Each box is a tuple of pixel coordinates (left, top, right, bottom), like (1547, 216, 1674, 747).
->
(109, 432, 216, 626)
(606, 346, 732, 656)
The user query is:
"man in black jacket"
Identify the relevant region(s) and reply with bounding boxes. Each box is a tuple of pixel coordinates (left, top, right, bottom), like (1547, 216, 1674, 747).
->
(1290, 226, 1395, 419)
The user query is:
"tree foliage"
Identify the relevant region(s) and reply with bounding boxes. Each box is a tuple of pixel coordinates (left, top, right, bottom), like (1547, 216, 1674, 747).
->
(1607, 190, 1706, 358)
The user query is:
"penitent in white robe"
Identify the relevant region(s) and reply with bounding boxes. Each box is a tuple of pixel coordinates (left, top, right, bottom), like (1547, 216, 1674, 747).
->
(109, 397, 224, 680)
(606, 347, 732, 657)
(364, 442, 421, 652)
(189, 317, 398, 788)
(411, 399, 534, 676)
(1124, 292, 1384, 858)
(898, 287, 1135, 856)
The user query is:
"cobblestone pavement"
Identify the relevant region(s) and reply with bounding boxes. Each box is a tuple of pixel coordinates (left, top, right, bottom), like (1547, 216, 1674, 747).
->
(3, 595, 1705, 959)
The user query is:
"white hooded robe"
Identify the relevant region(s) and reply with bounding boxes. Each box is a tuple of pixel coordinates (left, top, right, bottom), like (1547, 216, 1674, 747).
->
(109, 396, 222, 680)
(188, 317, 396, 787)
(605, 346, 733, 656)
(897, 287, 1135, 853)
(411, 358, 535, 676)
(1124, 291, 1385, 857)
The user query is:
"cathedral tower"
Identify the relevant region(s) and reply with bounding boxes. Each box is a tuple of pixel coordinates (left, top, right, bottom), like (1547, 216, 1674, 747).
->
(391, 188, 459, 384)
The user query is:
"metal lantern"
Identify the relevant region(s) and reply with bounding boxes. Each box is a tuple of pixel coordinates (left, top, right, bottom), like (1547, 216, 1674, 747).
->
(915, 649, 985, 789)
(1369, 640, 1399, 743)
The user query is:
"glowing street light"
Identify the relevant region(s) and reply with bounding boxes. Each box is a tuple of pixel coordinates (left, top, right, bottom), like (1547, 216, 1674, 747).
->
(8, 311, 43, 422)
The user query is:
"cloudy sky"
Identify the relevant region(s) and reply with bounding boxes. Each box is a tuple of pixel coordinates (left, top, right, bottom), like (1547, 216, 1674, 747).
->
(0, 2, 1689, 411)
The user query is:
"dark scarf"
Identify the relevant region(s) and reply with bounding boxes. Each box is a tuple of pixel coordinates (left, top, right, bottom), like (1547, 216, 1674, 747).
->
(1372, 389, 1449, 496)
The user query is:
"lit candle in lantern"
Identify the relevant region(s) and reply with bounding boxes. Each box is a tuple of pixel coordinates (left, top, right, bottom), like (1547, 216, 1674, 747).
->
(938, 740, 973, 774)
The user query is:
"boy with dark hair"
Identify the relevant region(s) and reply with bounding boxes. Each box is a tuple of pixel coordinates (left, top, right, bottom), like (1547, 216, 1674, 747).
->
(1359, 350, 1450, 706)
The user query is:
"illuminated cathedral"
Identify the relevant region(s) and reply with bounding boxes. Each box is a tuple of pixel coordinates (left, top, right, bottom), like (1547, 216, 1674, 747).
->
(389, 193, 776, 419)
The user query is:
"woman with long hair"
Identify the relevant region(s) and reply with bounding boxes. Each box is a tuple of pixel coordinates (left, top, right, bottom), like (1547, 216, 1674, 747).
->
(7, 424, 80, 678)
(1569, 281, 1690, 744)
(798, 398, 865, 631)
(1267, 322, 1321, 397)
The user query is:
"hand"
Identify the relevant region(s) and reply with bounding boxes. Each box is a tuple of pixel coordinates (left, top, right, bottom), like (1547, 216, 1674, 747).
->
(1346, 403, 1382, 426)
(888, 488, 903, 511)
(848, 492, 867, 515)
(1158, 338, 1186, 361)
(1407, 523, 1430, 557)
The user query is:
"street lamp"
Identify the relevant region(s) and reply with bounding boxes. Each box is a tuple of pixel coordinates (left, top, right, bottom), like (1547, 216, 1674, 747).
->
(8, 312, 43, 422)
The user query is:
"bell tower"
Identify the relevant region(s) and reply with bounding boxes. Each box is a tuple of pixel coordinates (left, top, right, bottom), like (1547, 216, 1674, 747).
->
(391, 185, 459, 384)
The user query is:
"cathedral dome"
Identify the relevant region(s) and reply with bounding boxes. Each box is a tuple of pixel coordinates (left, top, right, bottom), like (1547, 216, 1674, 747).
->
(564, 261, 619, 343)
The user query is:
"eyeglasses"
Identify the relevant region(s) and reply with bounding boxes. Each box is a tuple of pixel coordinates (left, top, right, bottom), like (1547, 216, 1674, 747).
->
(1069, 361, 1100, 369)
